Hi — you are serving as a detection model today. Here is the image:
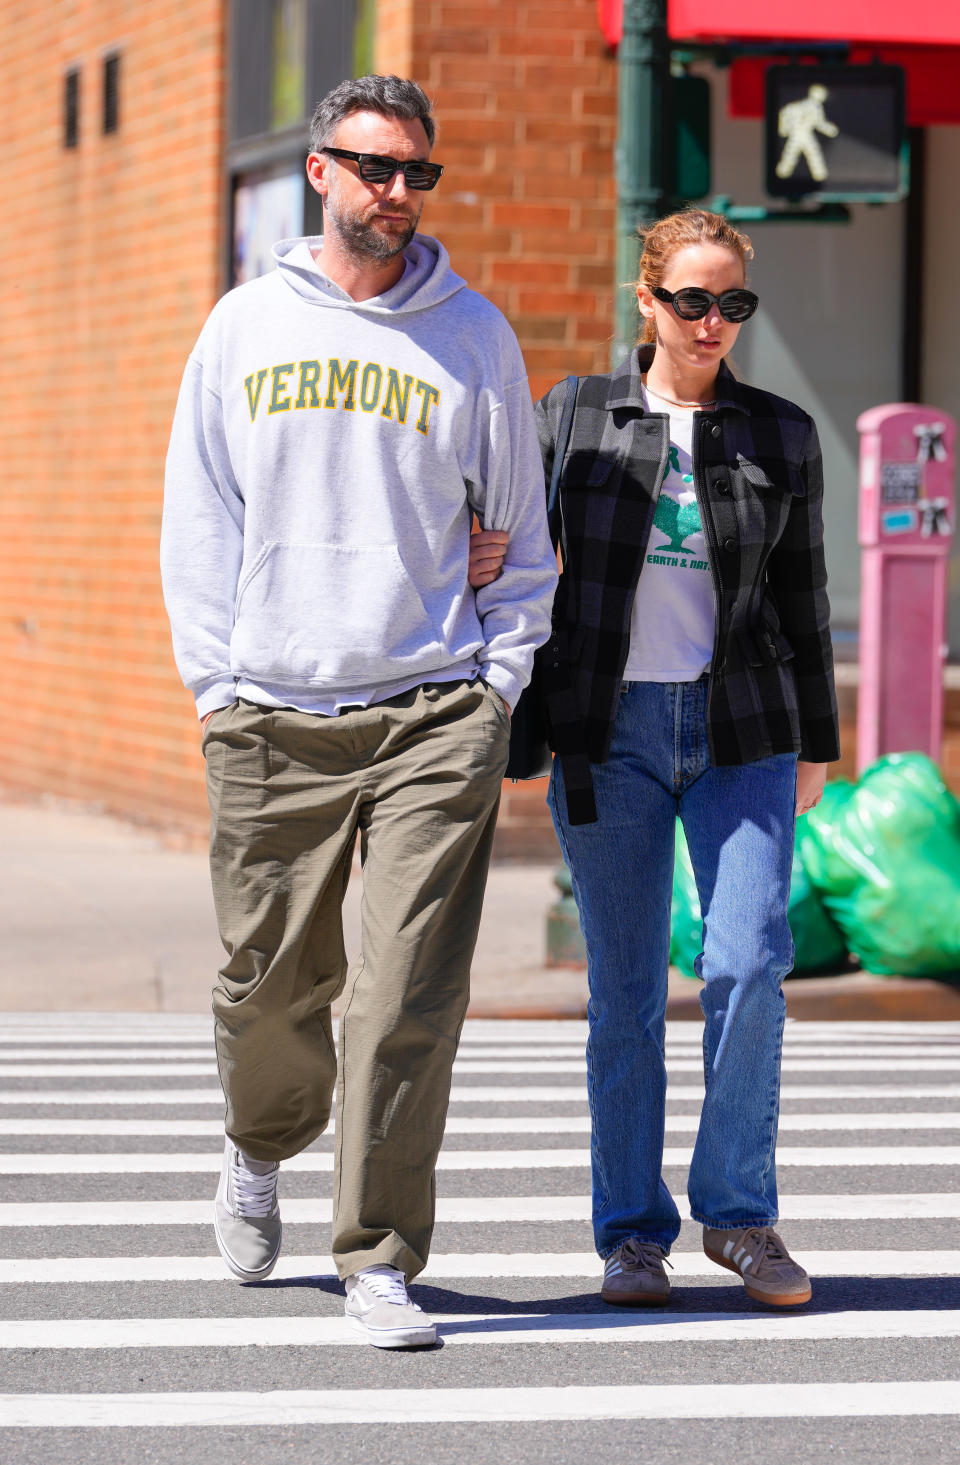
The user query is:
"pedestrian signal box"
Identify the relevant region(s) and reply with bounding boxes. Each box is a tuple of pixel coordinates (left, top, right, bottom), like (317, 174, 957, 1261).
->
(765, 66, 906, 202)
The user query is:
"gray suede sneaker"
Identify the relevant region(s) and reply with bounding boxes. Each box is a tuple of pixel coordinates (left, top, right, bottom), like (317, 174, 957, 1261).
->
(344, 1266, 437, 1348)
(214, 1139, 282, 1283)
(600, 1238, 672, 1306)
(703, 1225, 812, 1306)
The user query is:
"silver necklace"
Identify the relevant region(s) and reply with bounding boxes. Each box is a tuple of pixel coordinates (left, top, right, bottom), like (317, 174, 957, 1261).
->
(643, 375, 716, 411)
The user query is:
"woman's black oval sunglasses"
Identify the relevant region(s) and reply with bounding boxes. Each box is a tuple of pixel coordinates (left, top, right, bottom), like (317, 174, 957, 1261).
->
(652, 286, 759, 322)
(321, 147, 444, 191)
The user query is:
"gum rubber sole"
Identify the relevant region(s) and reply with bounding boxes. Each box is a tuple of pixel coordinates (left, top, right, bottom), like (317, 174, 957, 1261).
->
(600, 1288, 671, 1307)
(704, 1246, 812, 1306)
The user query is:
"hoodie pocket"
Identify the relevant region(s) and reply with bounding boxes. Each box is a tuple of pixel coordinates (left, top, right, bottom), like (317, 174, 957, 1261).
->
(231, 541, 442, 688)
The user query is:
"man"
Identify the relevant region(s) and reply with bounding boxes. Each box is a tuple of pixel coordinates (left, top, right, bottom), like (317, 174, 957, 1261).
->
(161, 74, 556, 1349)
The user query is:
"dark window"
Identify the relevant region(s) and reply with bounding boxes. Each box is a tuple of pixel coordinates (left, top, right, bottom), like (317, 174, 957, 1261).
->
(225, 0, 357, 286)
(103, 53, 120, 134)
(271, 0, 307, 132)
(64, 69, 80, 148)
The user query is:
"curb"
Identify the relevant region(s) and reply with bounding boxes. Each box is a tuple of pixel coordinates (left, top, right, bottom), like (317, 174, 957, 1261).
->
(467, 971, 960, 1022)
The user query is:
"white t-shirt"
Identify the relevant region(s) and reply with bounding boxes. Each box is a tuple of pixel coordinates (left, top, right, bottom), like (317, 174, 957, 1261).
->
(622, 384, 716, 682)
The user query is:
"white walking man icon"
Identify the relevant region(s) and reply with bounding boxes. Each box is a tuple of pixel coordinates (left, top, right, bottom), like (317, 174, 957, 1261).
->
(775, 84, 839, 183)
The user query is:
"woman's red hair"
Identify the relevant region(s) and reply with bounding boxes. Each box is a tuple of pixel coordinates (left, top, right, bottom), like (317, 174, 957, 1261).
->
(637, 209, 754, 344)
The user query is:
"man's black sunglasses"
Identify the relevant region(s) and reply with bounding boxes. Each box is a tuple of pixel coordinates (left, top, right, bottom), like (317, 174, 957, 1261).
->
(651, 286, 759, 323)
(322, 147, 444, 191)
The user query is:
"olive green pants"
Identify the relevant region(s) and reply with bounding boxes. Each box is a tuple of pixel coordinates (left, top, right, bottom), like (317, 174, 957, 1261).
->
(203, 678, 509, 1281)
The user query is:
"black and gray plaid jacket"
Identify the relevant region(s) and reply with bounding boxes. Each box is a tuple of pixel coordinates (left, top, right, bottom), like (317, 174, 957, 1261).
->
(535, 346, 841, 825)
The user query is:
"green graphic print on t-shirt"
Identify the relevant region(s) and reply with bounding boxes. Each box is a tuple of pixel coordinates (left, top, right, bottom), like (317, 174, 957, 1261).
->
(654, 493, 701, 554)
(648, 445, 708, 572)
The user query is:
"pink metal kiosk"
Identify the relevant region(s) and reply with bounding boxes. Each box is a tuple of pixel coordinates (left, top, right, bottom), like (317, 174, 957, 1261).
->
(857, 404, 955, 773)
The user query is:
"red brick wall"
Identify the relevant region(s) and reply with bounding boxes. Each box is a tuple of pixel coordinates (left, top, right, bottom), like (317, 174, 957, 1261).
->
(376, 0, 618, 401)
(377, 0, 619, 859)
(374, 0, 415, 75)
(1, 0, 616, 839)
(0, 1, 224, 835)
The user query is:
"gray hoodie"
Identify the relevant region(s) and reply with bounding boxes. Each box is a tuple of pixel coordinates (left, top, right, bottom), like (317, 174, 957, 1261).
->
(161, 234, 557, 717)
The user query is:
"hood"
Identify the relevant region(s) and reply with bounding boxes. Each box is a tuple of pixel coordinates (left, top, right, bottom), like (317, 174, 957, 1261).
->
(271, 232, 467, 314)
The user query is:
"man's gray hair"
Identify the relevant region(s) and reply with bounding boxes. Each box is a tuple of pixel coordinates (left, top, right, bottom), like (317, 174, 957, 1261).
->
(310, 74, 435, 151)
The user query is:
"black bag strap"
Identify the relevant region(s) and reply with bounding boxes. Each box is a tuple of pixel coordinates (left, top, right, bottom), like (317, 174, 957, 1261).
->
(547, 374, 578, 557)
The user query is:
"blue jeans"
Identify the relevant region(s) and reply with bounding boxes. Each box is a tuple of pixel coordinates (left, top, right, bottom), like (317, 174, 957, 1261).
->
(547, 677, 797, 1256)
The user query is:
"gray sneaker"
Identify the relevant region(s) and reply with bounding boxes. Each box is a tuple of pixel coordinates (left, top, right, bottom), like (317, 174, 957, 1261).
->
(214, 1139, 282, 1283)
(344, 1266, 437, 1348)
(600, 1238, 672, 1306)
(703, 1225, 812, 1306)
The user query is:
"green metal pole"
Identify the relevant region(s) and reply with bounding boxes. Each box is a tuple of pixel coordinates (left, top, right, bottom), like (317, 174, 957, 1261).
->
(613, 0, 670, 366)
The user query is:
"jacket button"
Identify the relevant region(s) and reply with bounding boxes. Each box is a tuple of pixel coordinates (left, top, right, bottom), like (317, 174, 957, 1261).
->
(714, 479, 730, 495)
(711, 423, 721, 438)
(723, 537, 736, 553)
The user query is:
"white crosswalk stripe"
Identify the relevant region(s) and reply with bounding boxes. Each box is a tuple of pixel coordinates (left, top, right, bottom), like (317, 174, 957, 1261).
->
(5, 1082, 960, 1104)
(2, 1014, 959, 1456)
(4, 1054, 960, 1076)
(2, 1381, 959, 1426)
(3, 1190, 960, 1227)
(3, 1110, 960, 1136)
(4, 1042, 960, 1060)
(1, 1143, 959, 1174)
(2, 1307, 959, 1348)
(0, 1249, 955, 1283)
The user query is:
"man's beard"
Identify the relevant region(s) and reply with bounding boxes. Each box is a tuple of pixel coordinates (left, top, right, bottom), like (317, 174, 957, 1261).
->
(325, 184, 420, 262)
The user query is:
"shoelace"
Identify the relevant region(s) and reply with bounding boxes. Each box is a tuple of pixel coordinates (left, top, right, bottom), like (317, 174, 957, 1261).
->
(737, 1227, 789, 1267)
(357, 1267, 421, 1310)
(619, 1238, 674, 1273)
(231, 1152, 278, 1218)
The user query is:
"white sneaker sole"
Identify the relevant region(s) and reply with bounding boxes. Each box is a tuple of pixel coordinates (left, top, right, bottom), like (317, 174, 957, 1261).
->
(346, 1312, 438, 1349)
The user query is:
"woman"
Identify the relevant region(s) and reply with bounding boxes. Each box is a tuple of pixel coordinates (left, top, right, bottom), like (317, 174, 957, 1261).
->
(471, 209, 840, 1307)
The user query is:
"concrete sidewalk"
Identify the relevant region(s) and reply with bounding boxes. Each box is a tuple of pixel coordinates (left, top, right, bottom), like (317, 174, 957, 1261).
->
(1, 796, 958, 1021)
(0, 798, 586, 1017)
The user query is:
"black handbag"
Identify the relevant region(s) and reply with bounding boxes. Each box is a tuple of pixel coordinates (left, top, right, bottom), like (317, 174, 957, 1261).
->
(504, 375, 578, 781)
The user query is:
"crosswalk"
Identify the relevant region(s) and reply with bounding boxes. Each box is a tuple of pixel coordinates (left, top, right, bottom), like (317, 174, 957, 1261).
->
(1, 1013, 959, 1462)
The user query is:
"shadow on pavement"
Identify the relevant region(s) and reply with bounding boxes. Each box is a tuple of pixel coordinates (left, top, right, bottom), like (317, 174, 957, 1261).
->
(248, 1273, 960, 1313)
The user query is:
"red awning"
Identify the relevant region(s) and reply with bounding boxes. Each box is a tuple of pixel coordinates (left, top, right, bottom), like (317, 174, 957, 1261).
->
(668, 0, 960, 48)
(599, 0, 960, 51)
(729, 50, 960, 128)
(597, 2, 960, 124)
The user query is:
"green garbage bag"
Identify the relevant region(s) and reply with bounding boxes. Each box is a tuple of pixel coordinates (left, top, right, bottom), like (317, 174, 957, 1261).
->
(797, 753, 960, 978)
(787, 852, 848, 974)
(796, 778, 857, 894)
(670, 822, 702, 978)
(669, 820, 847, 979)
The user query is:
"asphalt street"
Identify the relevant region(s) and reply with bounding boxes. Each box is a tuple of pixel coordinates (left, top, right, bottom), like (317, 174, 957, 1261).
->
(0, 1015, 958, 1462)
